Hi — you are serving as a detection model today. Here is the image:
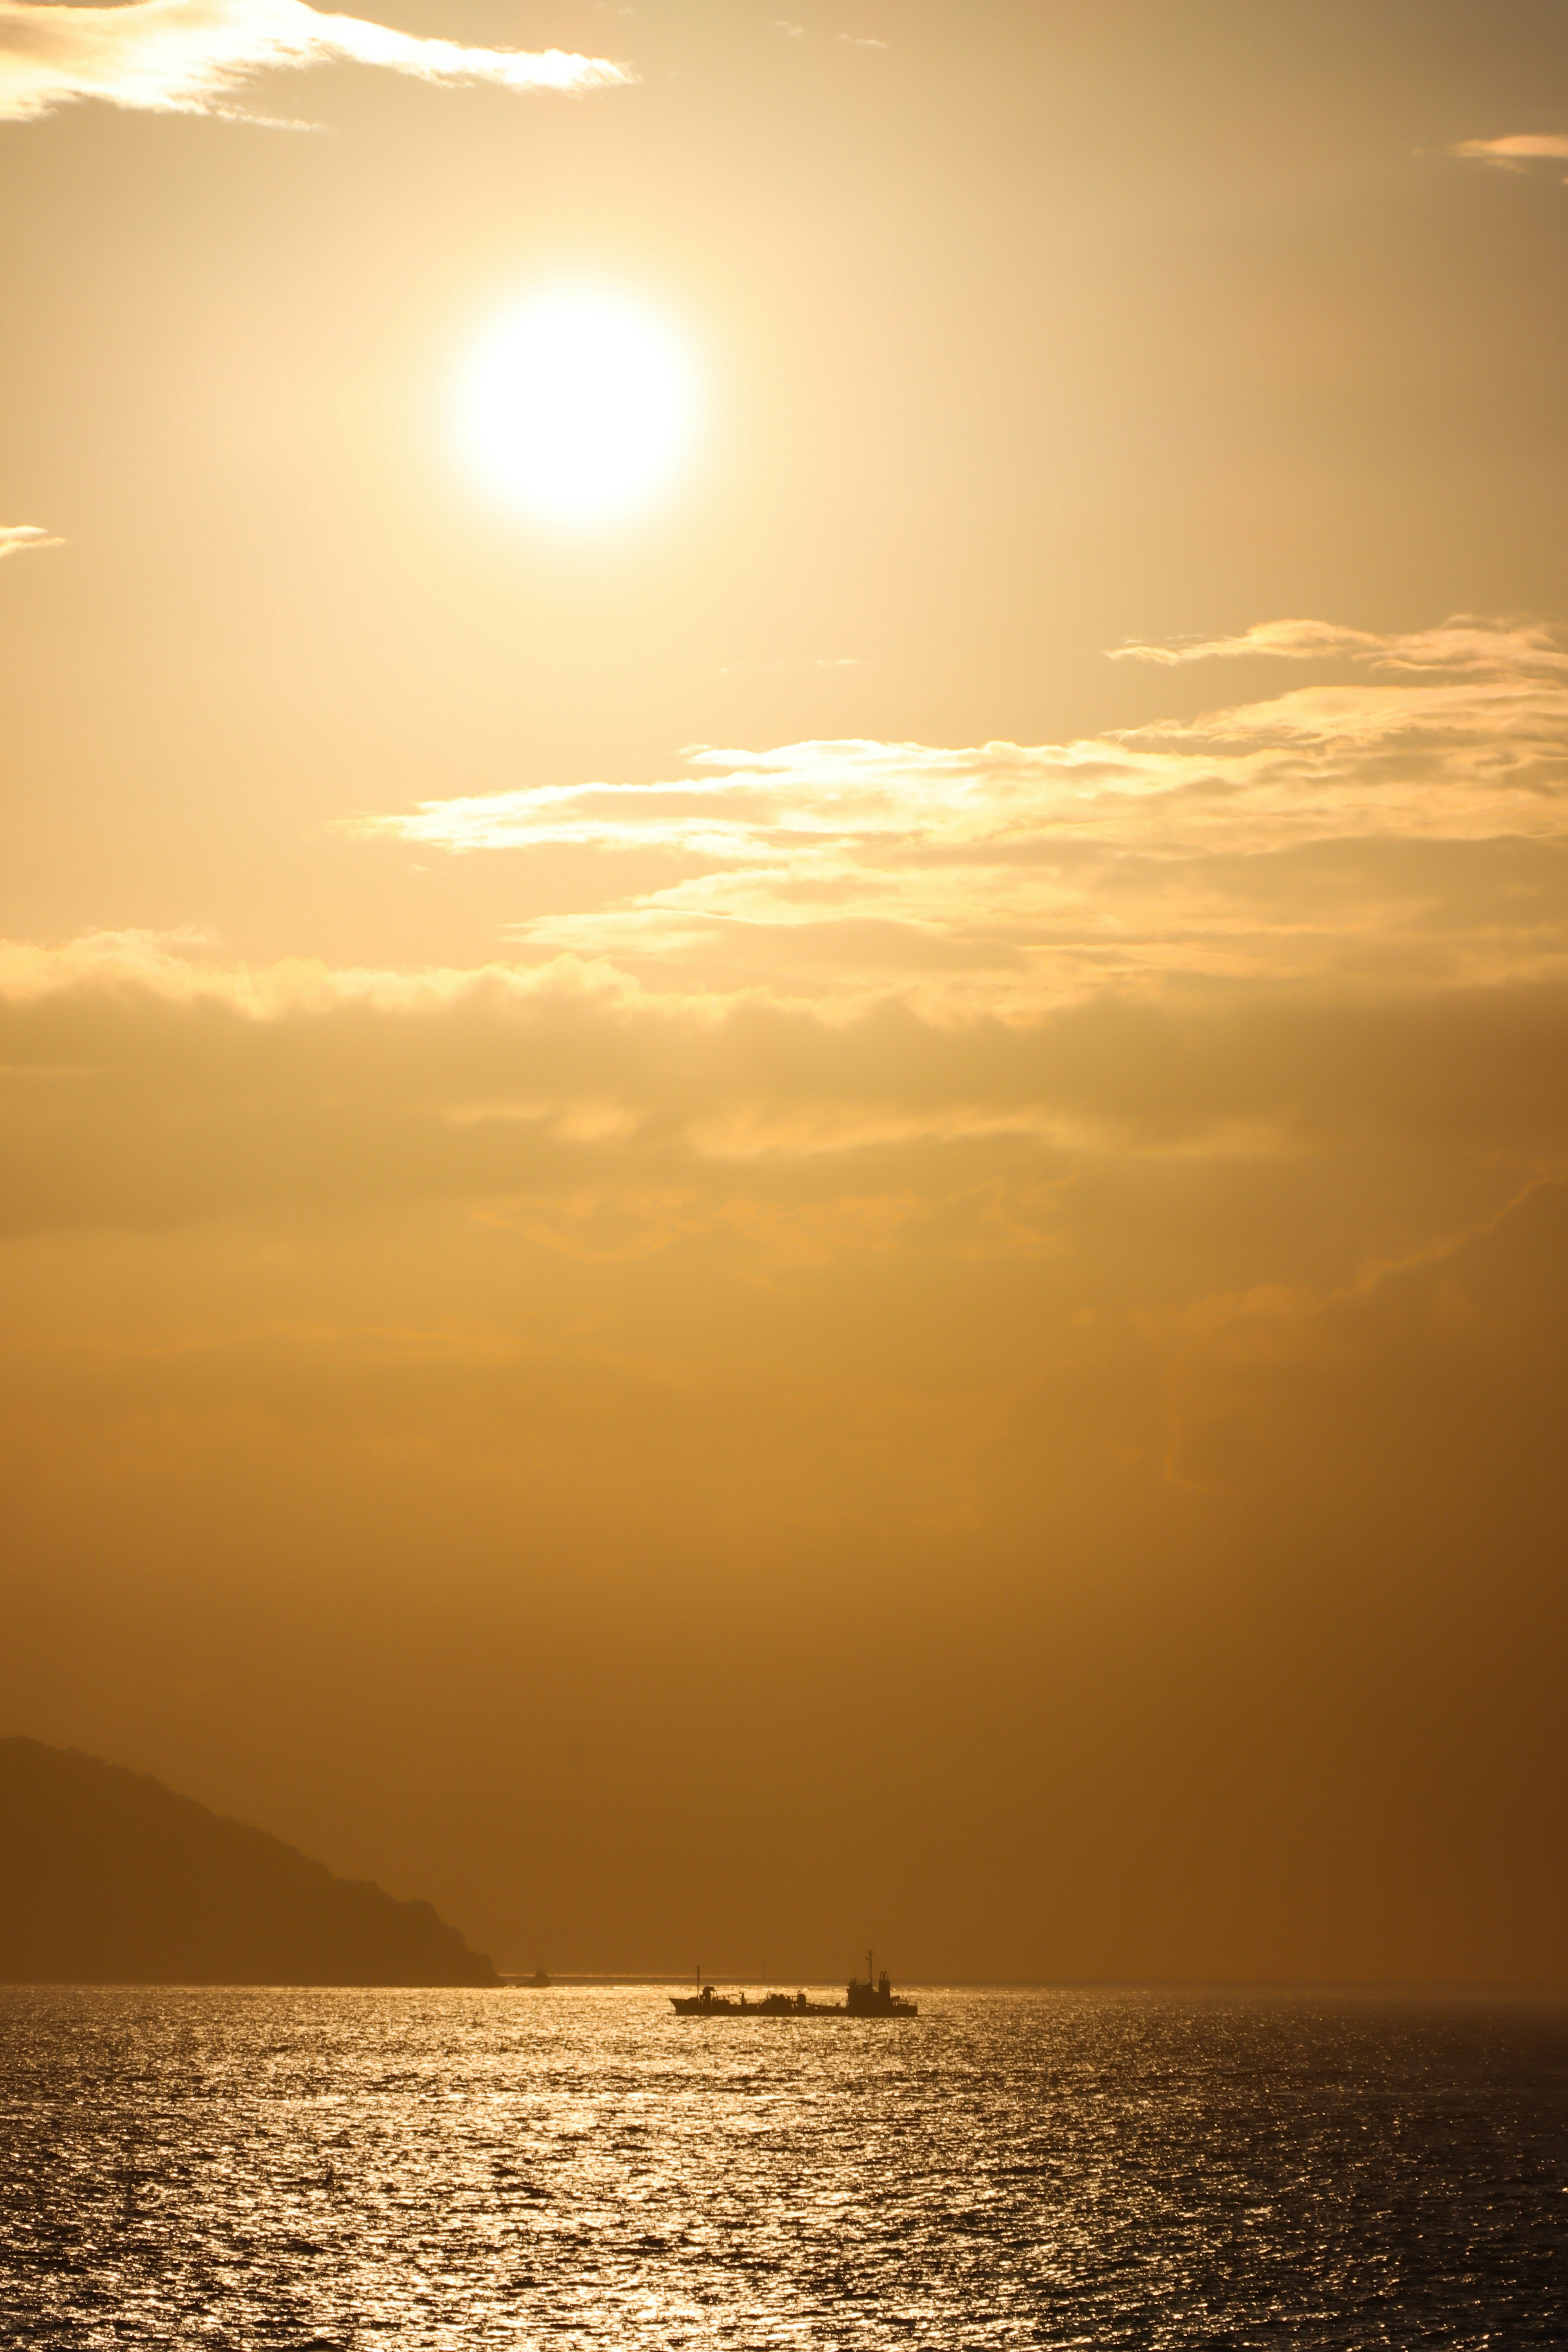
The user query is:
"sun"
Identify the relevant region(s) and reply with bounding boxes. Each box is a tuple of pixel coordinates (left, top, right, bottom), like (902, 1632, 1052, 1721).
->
(455, 290, 699, 527)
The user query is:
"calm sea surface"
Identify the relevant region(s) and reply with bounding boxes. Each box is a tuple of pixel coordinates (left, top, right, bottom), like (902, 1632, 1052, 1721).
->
(1, 1987, 1564, 2348)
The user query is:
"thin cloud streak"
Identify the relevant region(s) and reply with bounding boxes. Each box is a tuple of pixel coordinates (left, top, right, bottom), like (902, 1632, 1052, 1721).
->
(1450, 132, 1568, 169)
(0, 522, 62, 557)
(1108, 616, 1568, 675)
(0, 0, 632, 124)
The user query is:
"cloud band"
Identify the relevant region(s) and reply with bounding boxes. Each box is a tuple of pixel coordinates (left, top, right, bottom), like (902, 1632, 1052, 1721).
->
(0, 0, 633, 124)
(338, 617, 1568, 1016)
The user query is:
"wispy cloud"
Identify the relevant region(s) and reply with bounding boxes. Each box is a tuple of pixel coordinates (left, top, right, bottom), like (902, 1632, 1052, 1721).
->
(341, 618, 1568, 1015)
(1108, 615, 1568, 675)
(0, 522, 63, 558)
(717, 655, 861, 676)
(1450, 132, 1568, 172)
(0, 0, 633, 125)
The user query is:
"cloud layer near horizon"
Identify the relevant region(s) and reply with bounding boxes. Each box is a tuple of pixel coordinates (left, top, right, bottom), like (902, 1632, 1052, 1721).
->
(3, 943, 1565, 1978)
(0, 0, 631, 123)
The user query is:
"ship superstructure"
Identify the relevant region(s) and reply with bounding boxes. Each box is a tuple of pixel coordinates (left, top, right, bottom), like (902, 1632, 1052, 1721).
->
(845, 1952, 916, 2015)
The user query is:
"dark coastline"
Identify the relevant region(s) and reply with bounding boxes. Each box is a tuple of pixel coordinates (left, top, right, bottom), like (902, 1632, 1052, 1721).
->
(0, 1737, 498, 1987)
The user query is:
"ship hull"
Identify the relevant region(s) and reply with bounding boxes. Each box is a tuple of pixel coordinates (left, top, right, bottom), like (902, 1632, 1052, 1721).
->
(671, 1995, 916, 2017)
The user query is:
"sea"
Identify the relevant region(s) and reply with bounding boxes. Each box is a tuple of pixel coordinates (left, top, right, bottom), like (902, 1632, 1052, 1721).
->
(1, 1986, 1564, 2348)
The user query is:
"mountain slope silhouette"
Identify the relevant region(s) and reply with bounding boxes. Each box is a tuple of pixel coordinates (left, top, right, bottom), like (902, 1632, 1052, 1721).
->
(0, 1738, 498, 1985)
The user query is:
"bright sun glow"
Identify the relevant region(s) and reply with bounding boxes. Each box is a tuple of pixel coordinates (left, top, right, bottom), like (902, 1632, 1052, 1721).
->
(456, 292, 699, 526)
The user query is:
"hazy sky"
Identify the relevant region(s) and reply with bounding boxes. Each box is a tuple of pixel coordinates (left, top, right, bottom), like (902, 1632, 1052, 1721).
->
(3, 0, 1567, 1982)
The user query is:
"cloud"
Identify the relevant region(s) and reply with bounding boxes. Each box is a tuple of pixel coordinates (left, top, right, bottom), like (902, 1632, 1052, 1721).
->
(5, 929, 1565, 1353)
(0, 522, 62, 558)
(839, 34, 887, 48)
(339, 618, 1568, 1015)
(716, 655, 861, 676)
(1108, 615, 1568, 675)
(1450, 132, 1568, 171)
(0, 0, 633, 125)
(4, 933, 1568, 1270)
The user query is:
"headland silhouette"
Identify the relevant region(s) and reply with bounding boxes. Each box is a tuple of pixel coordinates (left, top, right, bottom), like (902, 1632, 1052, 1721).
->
(0, 1737, 498, 1986)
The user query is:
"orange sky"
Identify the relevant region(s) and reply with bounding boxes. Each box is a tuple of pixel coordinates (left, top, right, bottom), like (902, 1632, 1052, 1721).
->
(2, 0, 1566, 1982)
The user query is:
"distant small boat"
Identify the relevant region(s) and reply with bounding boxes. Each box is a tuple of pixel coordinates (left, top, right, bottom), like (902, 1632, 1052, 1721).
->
(672, 1951, 915, 2018)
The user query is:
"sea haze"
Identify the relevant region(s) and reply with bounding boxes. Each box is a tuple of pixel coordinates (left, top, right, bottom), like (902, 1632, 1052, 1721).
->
(1, 1989, 1564, 2347)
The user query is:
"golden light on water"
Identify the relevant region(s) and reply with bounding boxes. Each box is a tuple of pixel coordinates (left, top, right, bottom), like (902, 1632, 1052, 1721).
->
(454, 291, 699, 527)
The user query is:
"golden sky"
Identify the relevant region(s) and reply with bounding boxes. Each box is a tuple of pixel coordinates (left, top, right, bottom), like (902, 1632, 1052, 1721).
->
(3, 0, 1567, 1982)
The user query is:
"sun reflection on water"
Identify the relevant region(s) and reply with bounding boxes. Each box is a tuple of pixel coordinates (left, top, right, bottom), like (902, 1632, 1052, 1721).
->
(1, 1986, 1563, 2346)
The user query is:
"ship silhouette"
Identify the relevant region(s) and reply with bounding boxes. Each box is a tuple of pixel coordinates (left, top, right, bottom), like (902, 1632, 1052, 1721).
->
(672, 1949, 915, 2018)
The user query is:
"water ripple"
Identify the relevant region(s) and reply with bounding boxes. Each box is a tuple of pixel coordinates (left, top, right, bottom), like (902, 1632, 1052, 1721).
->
(1, 1989, 1564, 2347)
